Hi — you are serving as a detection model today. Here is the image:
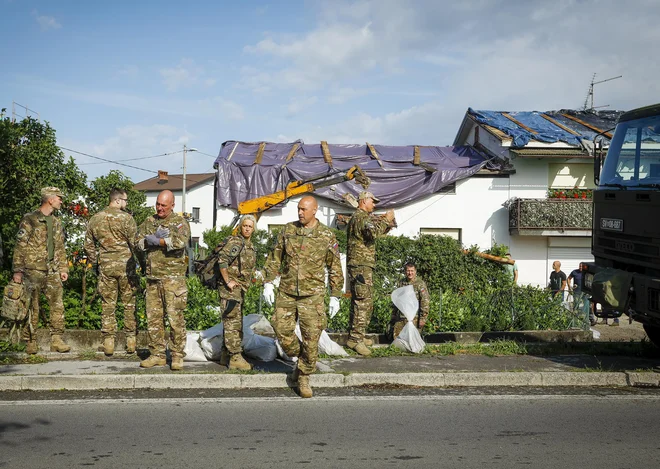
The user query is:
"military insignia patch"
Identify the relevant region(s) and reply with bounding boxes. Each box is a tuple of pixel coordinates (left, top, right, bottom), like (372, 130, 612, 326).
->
(16, 228, 27, 239)
(177, 223, 184, 230)
(230, 245, 241, 256)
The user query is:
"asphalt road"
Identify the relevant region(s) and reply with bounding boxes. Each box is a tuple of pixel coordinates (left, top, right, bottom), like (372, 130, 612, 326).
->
(1, 388, 660, 468)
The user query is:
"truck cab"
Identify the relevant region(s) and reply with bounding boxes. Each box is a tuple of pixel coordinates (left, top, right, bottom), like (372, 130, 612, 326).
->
(583, 103, 660, 346)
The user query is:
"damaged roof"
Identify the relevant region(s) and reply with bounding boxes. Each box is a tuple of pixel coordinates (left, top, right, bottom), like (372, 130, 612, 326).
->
(213, 141, 500, 209)
(456, 108, 624, 148)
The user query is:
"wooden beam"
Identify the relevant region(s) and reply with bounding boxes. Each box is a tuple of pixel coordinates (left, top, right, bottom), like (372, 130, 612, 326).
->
(366, 142, 384, 168)
(540, 113, 580, 136)
(285, 143, 299, 163)
(502, 112, 537, 134)
(561, 113, 613, 139)
(321, 141, 333, 167)
(254, 142, 266, 165)
(413, 146, 421, 165)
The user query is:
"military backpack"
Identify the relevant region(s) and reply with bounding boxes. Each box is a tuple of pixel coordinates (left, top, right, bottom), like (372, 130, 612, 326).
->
(194, 237, 245, 289)
(1, 281, 31, 342)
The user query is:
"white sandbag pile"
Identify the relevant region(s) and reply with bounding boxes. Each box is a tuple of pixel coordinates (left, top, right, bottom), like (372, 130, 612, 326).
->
(391, 284, 425, 354)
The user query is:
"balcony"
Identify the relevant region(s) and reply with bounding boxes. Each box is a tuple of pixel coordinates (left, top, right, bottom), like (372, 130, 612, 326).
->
(508, 198, 593, 236)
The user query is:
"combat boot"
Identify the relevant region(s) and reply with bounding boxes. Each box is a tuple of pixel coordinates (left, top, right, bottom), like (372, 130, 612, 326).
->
(25, 341, 38, 355)
(50, 335, 71, 353)
(102, 337, 115, 356)
(363, 337, 374, 346)
(298, 374, 313, 398)
(219, 348, 230, 367)
(140, 355, 166, 368)
(347, 340, 371, 356)
(125, 336, 136, 354)
(170, 357, 184, 371)
(229, 353, 252, 371)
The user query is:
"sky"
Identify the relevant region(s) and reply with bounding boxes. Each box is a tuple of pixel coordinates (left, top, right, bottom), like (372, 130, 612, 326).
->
(2, 0, 659, 184)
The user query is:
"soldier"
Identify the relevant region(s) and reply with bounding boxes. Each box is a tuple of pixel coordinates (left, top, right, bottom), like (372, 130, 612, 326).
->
(136, 189, 190, 371)
(389, 262, 430, 340)
(84, 188, 138, 356)
(217, 215, 257, 370)
(12, 187, 71, 354)
(346, 191, 395, 356)
(261, 196, 344, 398)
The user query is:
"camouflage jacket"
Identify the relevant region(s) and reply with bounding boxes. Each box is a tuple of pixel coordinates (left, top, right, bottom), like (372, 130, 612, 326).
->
(136, 212, 190, 278)
(84, 207, 137, 269)
(264, 220, 344, 297)
(393, 277, 430, 322)
(218, 235, 256, 301)
(12, 210, 68, 274)
(347, 208, 392, 268)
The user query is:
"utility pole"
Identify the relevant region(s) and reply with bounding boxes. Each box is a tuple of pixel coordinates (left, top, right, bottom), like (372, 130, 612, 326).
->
(182, 144, 197, 213)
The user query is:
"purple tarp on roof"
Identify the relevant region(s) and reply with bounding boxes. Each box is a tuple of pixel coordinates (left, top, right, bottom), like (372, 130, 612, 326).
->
(214, 141, 497, 209)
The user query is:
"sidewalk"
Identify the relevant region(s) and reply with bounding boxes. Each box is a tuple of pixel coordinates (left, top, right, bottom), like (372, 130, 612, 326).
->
(1, 319, 657, 392)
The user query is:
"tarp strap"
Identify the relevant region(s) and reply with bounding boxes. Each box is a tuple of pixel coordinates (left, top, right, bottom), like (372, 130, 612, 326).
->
(561, 113, 613, 138)
(366, 142, 384, 168)
(540, 114, 581, 136)
(227, 142, 239, 161)
(321, 141, 333, 167)
(254, 142, 266, 165)
(413, 146, 421, 165)
(502, 113, 537, 134)
(285, 143, 299, 163)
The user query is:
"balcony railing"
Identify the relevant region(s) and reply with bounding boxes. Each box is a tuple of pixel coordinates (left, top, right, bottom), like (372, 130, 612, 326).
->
(508, 198, 592, 234)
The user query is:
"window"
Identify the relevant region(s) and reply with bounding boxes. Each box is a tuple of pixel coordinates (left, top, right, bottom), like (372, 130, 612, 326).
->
(420, 227, 461, 242)
(192, 207, 200, 222)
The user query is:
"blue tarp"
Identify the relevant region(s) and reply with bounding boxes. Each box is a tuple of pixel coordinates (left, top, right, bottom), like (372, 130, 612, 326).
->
(214, 141, 498, 209)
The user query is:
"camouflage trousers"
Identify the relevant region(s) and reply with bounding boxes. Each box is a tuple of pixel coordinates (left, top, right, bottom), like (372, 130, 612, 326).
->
(145, 277, 187, 359)
(348, 265, 373, 344)
(21, 268, 65, 340)
(272, 291, 326, 375)
(98, 271, 137, 339)
(220, 297, 244, 355)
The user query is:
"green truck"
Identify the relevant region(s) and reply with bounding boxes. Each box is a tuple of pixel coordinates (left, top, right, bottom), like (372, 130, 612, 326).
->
(583, 103, 660, 346)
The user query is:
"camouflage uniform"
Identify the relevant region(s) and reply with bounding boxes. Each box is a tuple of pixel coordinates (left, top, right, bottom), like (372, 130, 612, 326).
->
(346, 208, 392, 344)
(390, 277, 431, 339)
(136, 212, 190, 360)
(12, 209, 68, 340)
(264, 220, 344, 375)
(84, 207, 138, 340)
(217, 235, 256, 355)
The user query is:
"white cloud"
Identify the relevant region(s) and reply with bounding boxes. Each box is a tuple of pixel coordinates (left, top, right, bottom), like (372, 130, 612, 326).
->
(160, 58, 216, 92)
(32, 10, 61, 31)
(286, 96, 318, 116)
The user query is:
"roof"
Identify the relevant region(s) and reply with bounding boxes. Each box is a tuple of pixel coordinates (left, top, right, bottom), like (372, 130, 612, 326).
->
(213, 141, 501, 209)
(454, 108, 624, 148)
(509, 148, 591, 158)
(134, 173, 215, 192)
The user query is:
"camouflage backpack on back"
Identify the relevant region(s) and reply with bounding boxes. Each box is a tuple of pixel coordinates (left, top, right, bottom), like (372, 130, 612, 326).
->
(194, 238, 244, 290)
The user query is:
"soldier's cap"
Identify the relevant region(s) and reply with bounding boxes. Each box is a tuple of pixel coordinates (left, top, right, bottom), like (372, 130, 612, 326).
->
(41, 187, 64, 199)
(358, 191, 380, 203)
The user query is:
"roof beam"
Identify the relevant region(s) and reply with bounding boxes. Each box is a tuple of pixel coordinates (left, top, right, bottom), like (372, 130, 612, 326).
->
(285, 143, 299, 163)
(366, 142, 384, 168)
(560, 113, 612, 138)
(501, 113, 537, 134)
(412, 146, 436, 173)
(254, 142, 266, 165)
(540, 114, 580, 136)
(321, 141, 333, 167)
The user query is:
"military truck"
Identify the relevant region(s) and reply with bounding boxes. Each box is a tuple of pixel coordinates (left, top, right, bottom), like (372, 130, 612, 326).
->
(582, 103, 660, 346)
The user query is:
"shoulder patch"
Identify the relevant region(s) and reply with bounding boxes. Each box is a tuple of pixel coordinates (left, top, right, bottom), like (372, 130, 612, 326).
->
(229, 245, 241, 257)
(16, 228, 27, 239)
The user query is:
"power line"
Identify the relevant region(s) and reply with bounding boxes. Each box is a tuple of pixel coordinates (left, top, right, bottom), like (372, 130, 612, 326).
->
(77, 150, 184, 166)
(60, 146, 156, 174)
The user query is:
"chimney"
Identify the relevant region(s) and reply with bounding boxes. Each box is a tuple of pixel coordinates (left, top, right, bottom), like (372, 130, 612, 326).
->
(158, 170, 169, 184)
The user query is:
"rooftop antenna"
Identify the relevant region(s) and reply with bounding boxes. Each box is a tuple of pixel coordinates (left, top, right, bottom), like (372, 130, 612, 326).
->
(582, 74, 622, 111)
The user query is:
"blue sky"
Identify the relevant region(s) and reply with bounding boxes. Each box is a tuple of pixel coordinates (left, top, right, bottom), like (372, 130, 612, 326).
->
(2, 0, 659, 183)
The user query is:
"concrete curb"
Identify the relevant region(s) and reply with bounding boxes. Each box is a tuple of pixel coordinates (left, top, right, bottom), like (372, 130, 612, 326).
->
(1, 371, 658, 392)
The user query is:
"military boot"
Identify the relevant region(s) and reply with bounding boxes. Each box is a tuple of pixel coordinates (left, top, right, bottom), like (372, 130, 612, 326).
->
(125, 336, 136, 354)
(347, 340, 371, 356)
(140, 355, 167, 368)
(219, 347, 230, 367)
(50, 335, 71, 353)
(170, 357, 184, 371)
(102, 337, 115, 356)
(25, 341, 38, 355)
(363, 337, 374, 346)
(229, 353, 252, 371)
(298, 374, 313, 398)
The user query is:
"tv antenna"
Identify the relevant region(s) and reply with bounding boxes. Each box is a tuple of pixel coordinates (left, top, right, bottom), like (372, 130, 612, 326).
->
(582, 73, 622, 111)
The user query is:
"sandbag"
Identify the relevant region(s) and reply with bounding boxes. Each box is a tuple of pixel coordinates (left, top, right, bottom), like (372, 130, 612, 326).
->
(243, 333, 277, 361)
(392, 322, 425, 354)
(391, 284, 425, 354)
(183, 332, 208, 362)
(318, 330, 348, 356)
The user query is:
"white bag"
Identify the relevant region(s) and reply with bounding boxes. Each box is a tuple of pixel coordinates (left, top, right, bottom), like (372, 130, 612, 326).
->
(391, 284, 425, 354)
(244, 314, 275, 335)
(199, 335, 224, 361)
(199, 322, 224, 340)
(183, 332, 208, 362)
(243, 333, 278, 361)
(318, 330, 349, 356)
(275, 339, 297, 362)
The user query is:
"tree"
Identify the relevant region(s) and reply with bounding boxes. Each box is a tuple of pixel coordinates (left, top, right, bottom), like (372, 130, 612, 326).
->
(86, 170, 153, 226)
(0, 114, 88, 271)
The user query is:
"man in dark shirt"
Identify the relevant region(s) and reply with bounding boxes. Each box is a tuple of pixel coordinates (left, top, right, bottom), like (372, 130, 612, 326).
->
(549, 261, 567, 300)
(568, 262, 596, 325)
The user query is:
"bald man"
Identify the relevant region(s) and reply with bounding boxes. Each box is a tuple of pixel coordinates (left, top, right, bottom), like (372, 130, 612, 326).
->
(136, 190, 191, 371)
(262, 196, 344, 398)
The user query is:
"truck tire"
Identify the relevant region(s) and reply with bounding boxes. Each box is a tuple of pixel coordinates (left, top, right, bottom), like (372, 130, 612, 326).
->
(643, 324, 660, 348)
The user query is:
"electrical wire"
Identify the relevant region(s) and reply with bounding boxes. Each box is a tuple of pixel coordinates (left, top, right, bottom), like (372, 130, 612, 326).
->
(77, 149, 184, 165)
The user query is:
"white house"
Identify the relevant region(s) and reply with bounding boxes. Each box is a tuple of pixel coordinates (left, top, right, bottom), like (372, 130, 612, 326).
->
(134, 171, 215, 248)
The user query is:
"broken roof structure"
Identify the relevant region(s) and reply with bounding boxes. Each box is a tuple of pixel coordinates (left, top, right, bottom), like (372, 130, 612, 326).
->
(213, 141, 499, 209)
(454, 108, 624, 154)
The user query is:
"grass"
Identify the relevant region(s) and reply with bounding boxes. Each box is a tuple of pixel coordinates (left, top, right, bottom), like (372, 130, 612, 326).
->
(0, 354, 48, 365)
